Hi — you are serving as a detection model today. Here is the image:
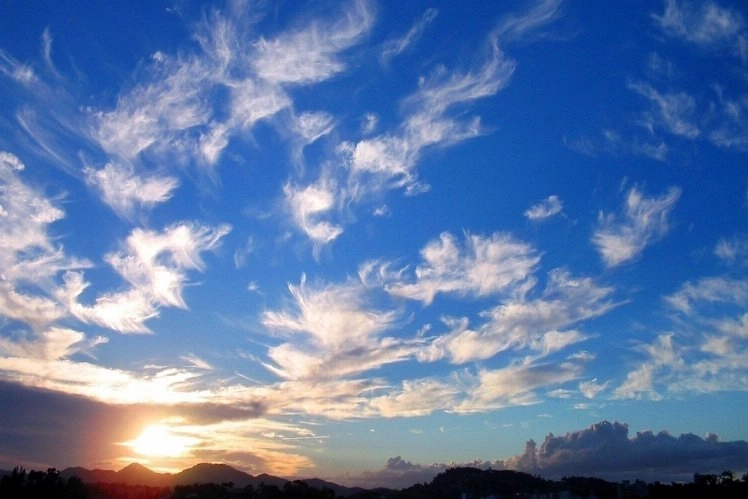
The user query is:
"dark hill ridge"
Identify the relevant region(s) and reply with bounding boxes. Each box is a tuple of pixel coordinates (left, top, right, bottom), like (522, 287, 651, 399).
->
(59, 462, 361, 496)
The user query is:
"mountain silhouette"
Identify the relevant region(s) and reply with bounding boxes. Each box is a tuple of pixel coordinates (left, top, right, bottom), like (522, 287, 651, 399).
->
(59, 462, 363, 496)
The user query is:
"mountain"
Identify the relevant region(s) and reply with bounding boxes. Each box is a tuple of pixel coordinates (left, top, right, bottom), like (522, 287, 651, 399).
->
(60, 462, 366, 496)
(60, 467, 118, 484)
(174, 463, 254, 487)
(61, 462, 287, 489)
(300, 477, 367, 497)
(116, 462, 171, 487)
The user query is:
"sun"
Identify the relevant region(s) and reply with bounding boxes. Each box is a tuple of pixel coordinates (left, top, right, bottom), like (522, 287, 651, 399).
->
(127, 424, 195, 458)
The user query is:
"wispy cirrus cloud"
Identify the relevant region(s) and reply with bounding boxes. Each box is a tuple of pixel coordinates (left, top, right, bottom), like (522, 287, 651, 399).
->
(261, 275, 415, 381)
(252, 0, 373, 84)
(0, 152, 90, 330)
(592, 185, 681, 268)
(286, 31, 517, 246)
(419, 269, 615, 365)
(83, 162, 179, 218)
(615, 274, 748, 400)
(628, 81, 700, 139)
(495, 0, 565, 43)
(654, 0, 746, 58)
(361, 232, 539, 305)
(525, 195, 563, 221)
(380, 8, 439, 64)
(60, 222, 231, 333)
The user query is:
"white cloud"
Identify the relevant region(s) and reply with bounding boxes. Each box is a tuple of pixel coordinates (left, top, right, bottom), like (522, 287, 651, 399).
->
(83, 162, 179, 218)
(579, 378, 610, 399)
(525, 195, 563, 220)
(456, 360, 584, 412)
(665, 276, 748, 315)
(286, 20, 524, 247)
(367, 232, 539, 305)
(380, 8, 439, 64)
(654, 0, 746, 58)
(615, 276, 748, 400)
(629, 82, 700, 139)
(592, 185, 681, 267)
(335, 36, 515, 227)
(252, 0, 373, 84)
(715, 234, 748, 265)
(283, 181, 344, 250)
(261, 276, 414, 381)
(495, 0, 565, 43)
(0, 151, 90, 329)
(420, 269, 616, 364)
(61, 222, 231, 333)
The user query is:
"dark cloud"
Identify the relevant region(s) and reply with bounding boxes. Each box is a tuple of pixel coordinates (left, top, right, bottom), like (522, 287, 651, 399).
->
(345, 456, 451, 489)
(505, 421, 748, 482)
(345, 421, 748, 488)
(0, 381, 267, 470)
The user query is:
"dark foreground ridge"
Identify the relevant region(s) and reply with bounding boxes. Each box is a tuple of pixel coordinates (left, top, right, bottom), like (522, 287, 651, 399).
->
(2, 464, 747, 498)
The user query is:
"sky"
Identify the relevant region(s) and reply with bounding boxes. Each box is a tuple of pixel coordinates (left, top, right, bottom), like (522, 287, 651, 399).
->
(1, 0, 748, 489)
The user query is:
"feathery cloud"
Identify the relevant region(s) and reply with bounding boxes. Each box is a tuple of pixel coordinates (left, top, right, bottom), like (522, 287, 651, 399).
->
(525, 195, 563, 220)
(592, 185, 681, 267)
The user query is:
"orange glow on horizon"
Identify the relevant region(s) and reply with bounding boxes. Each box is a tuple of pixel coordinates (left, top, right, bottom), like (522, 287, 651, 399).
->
(125, 424, 197, 459)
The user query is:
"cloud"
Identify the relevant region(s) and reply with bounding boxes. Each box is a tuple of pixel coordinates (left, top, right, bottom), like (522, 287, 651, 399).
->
(283, 181, 344, 250)
(525, 195, 563, 220)
(343, 456, 450, 489)
(380, 8, 439, 64)
(83, 162, 179, 218)
(654, 0, 747, 58)
(0, 381, 315, 477)
(615, 276, 748, 400)
(455, 359, 586, 412)
(252, 0, 373, 84)
(363, 231, 539, 305)
(495, 0, 565, 43)
(261, 276, 414, 381)
(592, 185, 681, 267)
(420, 269, 616, 364)
(628, 82, 700, 139)
(288, 32, 517, 246)
(504, 420, 748, 482)
(60, 222, 231, 333)
(715, 234, 748, 265)
(0, 151, 90, 329)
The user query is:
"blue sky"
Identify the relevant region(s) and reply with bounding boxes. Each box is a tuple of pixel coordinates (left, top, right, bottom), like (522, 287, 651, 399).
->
(2, 0, 748, 488)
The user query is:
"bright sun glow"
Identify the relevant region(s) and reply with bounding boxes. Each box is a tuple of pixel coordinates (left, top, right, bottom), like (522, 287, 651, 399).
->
(127, 424, 195, 458)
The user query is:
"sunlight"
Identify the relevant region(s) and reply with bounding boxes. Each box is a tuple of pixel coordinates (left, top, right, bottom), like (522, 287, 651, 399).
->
(127, 424, 196, 458)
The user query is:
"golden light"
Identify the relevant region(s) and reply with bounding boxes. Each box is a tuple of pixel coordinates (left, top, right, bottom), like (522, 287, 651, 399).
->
(127, 424, 197, 458)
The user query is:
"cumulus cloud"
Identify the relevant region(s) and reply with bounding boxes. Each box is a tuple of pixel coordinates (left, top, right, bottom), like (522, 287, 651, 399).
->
(525, 195, 563, 220)
(592, 185, 681, 267)
(343, 455, 450, 489)
(504, 420, 748, 482)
